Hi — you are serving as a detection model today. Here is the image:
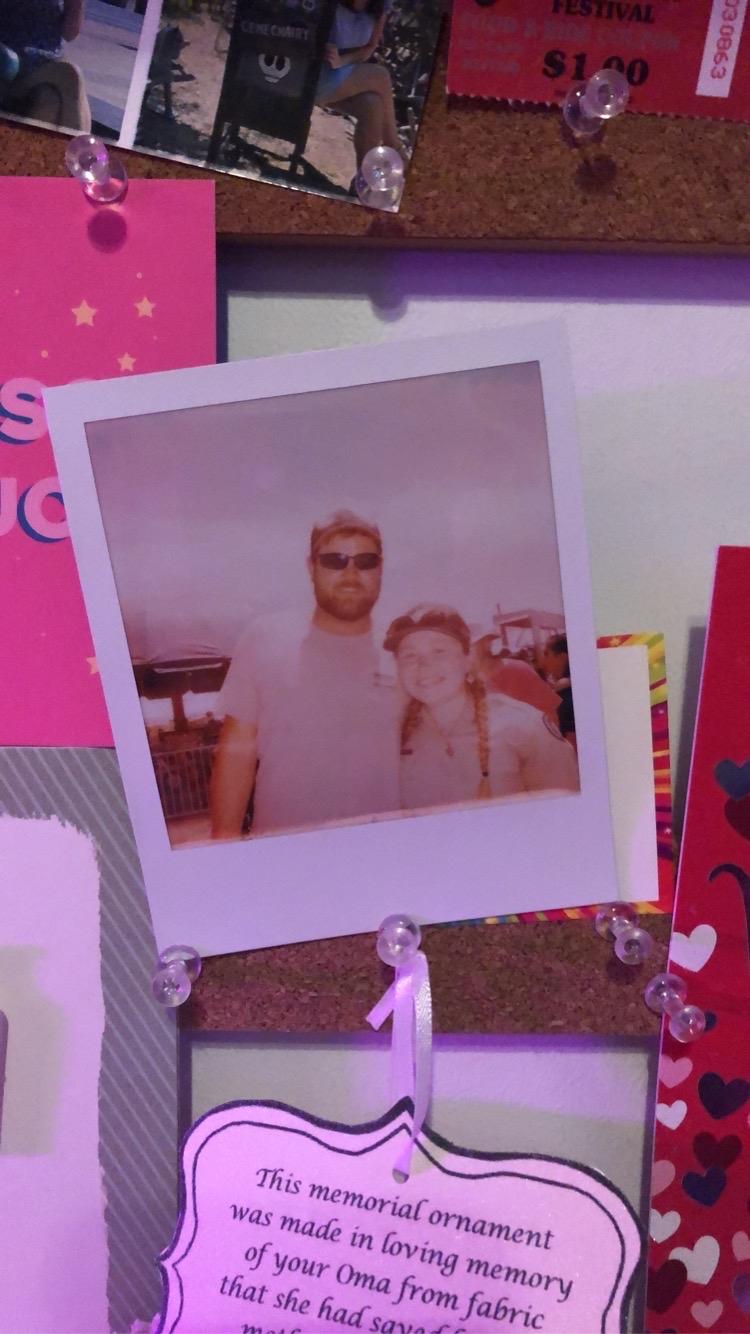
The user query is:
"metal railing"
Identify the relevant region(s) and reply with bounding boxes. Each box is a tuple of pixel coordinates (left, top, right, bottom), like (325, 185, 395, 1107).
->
(150, 741, 216, 819)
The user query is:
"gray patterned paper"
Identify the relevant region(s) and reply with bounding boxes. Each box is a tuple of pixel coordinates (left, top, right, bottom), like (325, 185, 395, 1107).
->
(0, 747, 176, 1333)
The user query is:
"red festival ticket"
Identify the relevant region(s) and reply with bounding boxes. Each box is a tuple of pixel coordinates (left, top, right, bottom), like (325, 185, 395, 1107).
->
(447, 0, 750, 121)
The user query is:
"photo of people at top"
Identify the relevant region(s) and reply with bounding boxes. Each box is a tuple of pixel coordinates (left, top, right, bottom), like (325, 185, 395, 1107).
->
(0, 0, 442, 208)
(0, 0, 146, 138)
(135, 0, 441, 202)
(209, 512, 578, 843)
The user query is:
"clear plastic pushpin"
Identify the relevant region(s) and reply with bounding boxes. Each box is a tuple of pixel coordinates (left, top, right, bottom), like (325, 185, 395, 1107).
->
(562, 68, 630, 140)
(151, 944, 202, 1008)
(65, 133, 128, 203)
(376, 914, 421, 968)
(355, 145, 404, 210)
(644, 971, 706, 1044)
(594, 901, 654, 966)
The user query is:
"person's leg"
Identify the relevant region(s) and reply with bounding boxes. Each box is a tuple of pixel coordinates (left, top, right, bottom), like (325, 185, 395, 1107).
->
(10, 68, 62, 124)
(365, 63, 400, 153)
(14, 60, 91, 131)
(51, 61, 91, 132)
(327, 90, 384, 168)
(317, 63, 400, 158)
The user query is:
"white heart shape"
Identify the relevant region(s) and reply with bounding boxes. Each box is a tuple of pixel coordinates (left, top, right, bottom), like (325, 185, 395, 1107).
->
(656, 1099, 687, 1130)
(669, 1235, 720, 1285)
(670, 924, 717, 973)
(651, 1160, 676, 1197)
(650, 1208, 681, 1242)
(691, 1300, 723, 1330)
(659, 1055, 693, 1089)
(732, 1231, 750, 1261)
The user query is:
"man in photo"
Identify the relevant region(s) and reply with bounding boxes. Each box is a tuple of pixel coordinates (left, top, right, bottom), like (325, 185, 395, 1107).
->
(209, 509, 400, 839)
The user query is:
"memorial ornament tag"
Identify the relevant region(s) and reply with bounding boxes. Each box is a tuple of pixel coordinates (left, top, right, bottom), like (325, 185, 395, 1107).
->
(158, 1099, 643, 1333)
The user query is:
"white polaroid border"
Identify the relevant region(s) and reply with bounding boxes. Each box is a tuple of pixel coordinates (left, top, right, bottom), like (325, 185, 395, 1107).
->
(45, 322, 617, 957)
(118, 0, 165, 149)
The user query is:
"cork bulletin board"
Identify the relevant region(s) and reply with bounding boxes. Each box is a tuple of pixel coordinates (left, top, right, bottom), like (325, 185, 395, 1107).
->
(1, 32, 684, 1042)
(4, 27, 747, 1319)
(183, 916, 671, 1037)
(2, 32, 750, 253)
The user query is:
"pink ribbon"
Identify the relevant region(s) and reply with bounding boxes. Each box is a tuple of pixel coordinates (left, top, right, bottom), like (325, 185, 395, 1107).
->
(367, 949, 433, 1180)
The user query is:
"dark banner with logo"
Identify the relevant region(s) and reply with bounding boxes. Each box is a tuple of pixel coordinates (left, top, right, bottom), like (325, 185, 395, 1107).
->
(210, 0, 337, 154)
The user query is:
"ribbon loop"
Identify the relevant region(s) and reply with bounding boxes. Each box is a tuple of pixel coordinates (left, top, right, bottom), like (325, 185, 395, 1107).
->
(366, 948, 433, 1179)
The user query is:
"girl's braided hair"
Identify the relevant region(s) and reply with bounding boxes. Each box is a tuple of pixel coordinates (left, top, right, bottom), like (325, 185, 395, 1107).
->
(386, 605, 491, 796)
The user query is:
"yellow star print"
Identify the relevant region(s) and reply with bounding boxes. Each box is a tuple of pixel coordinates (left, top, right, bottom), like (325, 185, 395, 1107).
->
(118, 353, 136, 372)
(135, 296, 155, 318)
(72, 299, 97, 326)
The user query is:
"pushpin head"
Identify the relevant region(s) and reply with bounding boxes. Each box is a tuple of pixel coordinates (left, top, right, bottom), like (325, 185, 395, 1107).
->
(377, 914, 421, 967)
(562, 68, 629, 140)
(355, 145, 405, 210)
(151, 944, 201, 1007)
(668, 1003, 706, 1044)
(65, 133, 128, 204)
(613, 924, 654, 966)
(580, 68, 630, 121)
(594, 903, 653, 966)
(594, 902, 637, 939)
(643, 971, 687, 1016)
(643, 971, 705, 1043)
(151, 960, 192, 1008)
(158, 944, 202, 983)
(561, 84, 603, 140)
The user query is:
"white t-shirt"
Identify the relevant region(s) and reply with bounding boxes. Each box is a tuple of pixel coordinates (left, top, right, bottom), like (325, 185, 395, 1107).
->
(330, 0, 390, 51)
(217, 610, 400, 835)
(399, 693, 579, 812)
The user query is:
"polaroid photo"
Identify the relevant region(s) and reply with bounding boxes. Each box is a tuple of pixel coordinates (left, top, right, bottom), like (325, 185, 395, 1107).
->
(0, 0, 161, 144)
(132, 0, 442, 207)
(45, 323, 618, 956)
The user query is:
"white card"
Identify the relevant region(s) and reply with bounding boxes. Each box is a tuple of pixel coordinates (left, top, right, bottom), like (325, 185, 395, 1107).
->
(158, 1101, 644, 1333)
(45, 323, 618, 955)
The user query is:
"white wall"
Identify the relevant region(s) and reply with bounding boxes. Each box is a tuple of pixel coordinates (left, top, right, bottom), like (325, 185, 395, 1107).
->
(221, 245, 750, 824)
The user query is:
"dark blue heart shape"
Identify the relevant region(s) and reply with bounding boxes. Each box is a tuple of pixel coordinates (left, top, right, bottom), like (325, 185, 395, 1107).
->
(715, 759, 750, 800)
(682, 1165, 727, 1206)
(699, 1072, 750, 1120)
(704, 1011, 717, 1032)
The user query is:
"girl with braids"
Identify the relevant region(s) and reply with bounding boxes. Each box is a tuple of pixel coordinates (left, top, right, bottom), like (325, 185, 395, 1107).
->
(384, 606, 579, 813)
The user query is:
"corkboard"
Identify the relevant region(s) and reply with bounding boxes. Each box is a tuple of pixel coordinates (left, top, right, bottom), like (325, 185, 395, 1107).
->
(182, 917, 672, 1037)
(3, 35, 681, 1038)
(2, 33, 750, 252)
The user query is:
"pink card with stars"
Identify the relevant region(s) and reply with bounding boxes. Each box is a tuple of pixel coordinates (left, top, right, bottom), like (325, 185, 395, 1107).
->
(0, 178, 215, 747)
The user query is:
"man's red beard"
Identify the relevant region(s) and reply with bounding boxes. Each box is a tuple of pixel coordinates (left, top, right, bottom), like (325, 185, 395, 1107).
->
(314, 583, 378, 622)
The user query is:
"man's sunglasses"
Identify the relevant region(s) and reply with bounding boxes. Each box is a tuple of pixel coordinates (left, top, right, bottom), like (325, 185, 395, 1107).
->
(315, 552, 382, 571)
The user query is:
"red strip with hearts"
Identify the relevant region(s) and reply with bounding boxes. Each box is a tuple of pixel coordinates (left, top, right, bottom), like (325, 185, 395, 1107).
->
(646, 547, 750, 1333)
